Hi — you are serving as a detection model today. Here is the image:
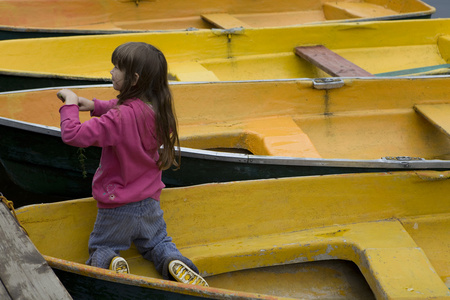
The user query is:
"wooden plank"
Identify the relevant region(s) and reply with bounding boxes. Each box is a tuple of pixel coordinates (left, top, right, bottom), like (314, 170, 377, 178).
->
(0, 280, 12, 300)
(0, 200, 72, 300)
(414, 103, 450, 137)
(294, 45, 374, 77)
(201, 13, 252, 29)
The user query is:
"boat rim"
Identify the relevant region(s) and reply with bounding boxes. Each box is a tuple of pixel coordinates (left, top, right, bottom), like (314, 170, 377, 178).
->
(0, 114, 448, 169)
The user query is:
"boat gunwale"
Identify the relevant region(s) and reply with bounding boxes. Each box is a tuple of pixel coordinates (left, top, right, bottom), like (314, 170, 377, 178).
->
(43, 255, 286, 300)
(1, 75, 450, 92)
(2, 77, 450, 170)
(0, 69, 112, 81)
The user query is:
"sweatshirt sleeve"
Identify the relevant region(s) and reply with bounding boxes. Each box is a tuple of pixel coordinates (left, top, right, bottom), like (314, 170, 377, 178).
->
(91, 98, 119, 117)
(59, 104, 123, 148)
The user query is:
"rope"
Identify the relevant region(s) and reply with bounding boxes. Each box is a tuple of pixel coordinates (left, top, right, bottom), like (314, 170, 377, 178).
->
(0, 193, 28, 235)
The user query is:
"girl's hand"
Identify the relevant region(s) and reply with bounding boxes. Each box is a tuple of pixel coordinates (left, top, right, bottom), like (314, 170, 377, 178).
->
(57, 89, 79, 106)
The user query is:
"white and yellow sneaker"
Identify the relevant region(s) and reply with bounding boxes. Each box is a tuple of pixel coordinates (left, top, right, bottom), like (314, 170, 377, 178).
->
(109, 256, 129, 274)
(168, 260, 208, 286)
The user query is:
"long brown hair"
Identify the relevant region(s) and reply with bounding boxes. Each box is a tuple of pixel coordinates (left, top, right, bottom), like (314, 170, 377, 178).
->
(111, 42, 180, 170)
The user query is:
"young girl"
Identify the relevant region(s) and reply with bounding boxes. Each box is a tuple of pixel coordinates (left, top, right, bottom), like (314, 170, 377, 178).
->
(57, 42, 208, 286)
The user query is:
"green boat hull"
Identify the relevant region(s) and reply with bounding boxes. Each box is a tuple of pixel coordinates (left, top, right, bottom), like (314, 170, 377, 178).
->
(52, 269, 204, 300)
(2, 119, 450, 198)
(0, 74, 109, 93)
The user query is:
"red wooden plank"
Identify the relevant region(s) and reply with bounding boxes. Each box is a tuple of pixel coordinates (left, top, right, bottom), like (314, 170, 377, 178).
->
(295, 45, 374, 77)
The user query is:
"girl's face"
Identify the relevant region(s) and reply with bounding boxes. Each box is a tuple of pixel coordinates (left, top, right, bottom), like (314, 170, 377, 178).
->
(110, 65, 125, 91)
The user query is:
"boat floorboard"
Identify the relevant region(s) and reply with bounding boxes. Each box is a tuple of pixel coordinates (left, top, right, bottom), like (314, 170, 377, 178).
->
(122, 219, 449, 299)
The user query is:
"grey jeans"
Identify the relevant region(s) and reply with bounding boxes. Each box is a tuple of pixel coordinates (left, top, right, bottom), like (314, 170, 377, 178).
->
(86, 198, 199, 279)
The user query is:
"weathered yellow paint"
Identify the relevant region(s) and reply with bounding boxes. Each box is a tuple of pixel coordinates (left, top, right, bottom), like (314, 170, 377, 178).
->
(400, 214, 450, 286)
(0, 19, 449, 81)
(16, 171, 450, 298)
(1, 77, 450, 160)
(180, 116, 321, 158)
(414, 104, 450, 138)
(323, 2, 398, 19)
(201, 13, 252, 29)
(439, 35, 450, 64)
(0, 0, 434, 32)
(169, 62, 220, 82)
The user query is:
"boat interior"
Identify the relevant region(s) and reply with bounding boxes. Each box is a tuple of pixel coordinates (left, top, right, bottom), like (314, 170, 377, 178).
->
(16, 172, 450, 299)
(0, 0, 435, 31)
(0, 20, 449, 84)
(169, 34, 450, 81)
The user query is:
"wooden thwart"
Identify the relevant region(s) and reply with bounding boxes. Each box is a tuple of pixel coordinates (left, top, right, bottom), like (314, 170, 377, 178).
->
(169, 62, 220, 82)
(201, 13, 252, 29)
(295, 45, 374, 77)
(414, 103, 450, 137)
(0, 200, 72, 300)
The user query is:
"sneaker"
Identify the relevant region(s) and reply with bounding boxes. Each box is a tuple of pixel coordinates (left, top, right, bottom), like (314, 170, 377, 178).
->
(109, 256, 129, 274)
(168, 260, 208, 286)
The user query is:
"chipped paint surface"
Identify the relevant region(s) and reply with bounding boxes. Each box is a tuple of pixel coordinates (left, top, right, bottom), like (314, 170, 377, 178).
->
(0, 0, 435, 35)
(15, 171, 450, 298)
(0, 19, 449, 87)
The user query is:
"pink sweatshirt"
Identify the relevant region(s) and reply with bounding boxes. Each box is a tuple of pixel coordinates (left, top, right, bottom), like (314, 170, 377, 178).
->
(59, 98, 164, 208)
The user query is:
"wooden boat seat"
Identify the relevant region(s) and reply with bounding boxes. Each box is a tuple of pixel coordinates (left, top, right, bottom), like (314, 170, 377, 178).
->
(323, 2, 398, 20)
(414, 103, 450, 137)
(438, 35, 450, 62)
(181, 220, 449, 299)
(168, 62, 220, 81)
(201, 13, 252, 29)
(294, 45, 374, 77)
(244, 116, 322, 157)
(180, 116, 322, 158)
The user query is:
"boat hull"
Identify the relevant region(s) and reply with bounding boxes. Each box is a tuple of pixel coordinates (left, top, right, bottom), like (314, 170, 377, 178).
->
(1, 18, 450, 91)
(1, 77, 450, 197)
(52, 268, 207, 300)
(3, 121, 436, 198)
(15, 171, 450, 299)
(0, 0, 435, 39)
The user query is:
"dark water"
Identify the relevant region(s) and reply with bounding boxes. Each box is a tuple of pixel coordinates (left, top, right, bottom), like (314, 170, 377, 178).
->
(423, 0, 450, 18)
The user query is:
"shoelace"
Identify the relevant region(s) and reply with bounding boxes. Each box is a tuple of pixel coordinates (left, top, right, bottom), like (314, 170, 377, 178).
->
(116, 265, 128, 273)
(114, 261, 128, 273)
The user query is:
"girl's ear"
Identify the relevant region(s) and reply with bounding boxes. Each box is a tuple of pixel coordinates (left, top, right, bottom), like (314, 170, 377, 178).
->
(132, 73, 139, 86)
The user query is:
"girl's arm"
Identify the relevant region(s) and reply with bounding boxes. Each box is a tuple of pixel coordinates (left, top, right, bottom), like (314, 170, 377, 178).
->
(91, 98, 119, 117)
(78, 97, 95, 111)
(58, 89, 95, 111)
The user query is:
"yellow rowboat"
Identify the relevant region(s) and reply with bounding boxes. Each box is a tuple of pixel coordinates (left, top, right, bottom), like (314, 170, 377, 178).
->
(1, 77, 450, 197)
(1, 18, 450, 92)
(15, 171, 450, 299)
(0, 0, 435, 39)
